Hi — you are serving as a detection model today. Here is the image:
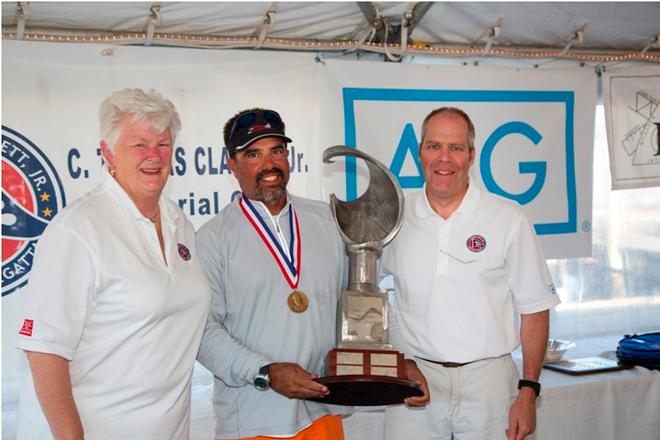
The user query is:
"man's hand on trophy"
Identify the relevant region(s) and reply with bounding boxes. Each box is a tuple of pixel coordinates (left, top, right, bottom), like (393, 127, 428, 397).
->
(402, 359, 430, 407)
(269, 362, 330, 399)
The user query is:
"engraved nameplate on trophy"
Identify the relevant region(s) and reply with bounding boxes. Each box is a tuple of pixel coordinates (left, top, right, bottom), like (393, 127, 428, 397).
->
(311, 145, 423, 406)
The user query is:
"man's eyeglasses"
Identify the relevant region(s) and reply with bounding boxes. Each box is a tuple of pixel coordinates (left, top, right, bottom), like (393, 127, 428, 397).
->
(229, 110, 283, 138)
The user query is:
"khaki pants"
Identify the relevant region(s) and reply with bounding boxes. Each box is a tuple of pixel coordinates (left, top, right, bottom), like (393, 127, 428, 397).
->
(384, 355, 519, 440)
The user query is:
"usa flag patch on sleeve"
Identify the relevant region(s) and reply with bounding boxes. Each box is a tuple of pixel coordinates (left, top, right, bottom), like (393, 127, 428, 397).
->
(19, 318, 34, 337)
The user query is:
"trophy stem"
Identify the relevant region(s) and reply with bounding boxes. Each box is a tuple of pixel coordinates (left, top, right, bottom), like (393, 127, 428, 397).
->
(347, 242, 381, 293)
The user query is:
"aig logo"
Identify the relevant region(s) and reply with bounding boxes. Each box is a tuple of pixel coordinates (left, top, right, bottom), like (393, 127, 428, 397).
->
(342, 88, 578, 236)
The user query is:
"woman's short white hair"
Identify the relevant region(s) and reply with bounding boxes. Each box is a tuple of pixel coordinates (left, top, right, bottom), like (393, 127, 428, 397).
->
(99, 88, 181, 152)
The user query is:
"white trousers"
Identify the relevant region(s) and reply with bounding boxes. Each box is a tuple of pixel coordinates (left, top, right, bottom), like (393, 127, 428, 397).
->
(384, 355, 519, 440)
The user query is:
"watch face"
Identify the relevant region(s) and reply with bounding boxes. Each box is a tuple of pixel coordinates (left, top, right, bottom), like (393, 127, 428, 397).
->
(254, 375, 270, 391)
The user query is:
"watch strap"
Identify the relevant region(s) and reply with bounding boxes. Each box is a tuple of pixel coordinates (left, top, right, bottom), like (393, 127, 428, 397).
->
(518, 379, 541, 396)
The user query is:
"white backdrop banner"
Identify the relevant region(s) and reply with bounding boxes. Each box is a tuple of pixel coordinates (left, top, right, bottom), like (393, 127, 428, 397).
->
(603, 66, 660, 190)
(319, 60, 596, 260)
(2, 41, 595, 382)
(1, 41, 324, 382)
(2, 41, 324, 295)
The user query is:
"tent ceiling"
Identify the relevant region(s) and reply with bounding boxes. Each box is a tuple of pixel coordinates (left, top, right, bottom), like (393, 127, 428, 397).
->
(3, 2, 660, 61)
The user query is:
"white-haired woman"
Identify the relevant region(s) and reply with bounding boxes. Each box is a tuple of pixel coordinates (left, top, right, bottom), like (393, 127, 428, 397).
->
(16, 88, 211, 439)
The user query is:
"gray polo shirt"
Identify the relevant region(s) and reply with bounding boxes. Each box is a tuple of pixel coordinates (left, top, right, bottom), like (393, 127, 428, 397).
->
(196, 194, 348, 439)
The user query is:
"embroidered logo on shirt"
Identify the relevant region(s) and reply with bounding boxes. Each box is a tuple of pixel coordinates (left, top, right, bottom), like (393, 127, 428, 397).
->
(548, 283, 557, 295)
(466, 234, 487, 252)
(178, 243, 191, 261)
(19, 318, 34, 337)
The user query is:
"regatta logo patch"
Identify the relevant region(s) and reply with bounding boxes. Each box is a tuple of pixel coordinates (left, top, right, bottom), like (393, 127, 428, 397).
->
(2, 126, 66, 296)
(466, 234, 487, 253)
(178, 243, 191, 261)
(19, 318, 34, 337)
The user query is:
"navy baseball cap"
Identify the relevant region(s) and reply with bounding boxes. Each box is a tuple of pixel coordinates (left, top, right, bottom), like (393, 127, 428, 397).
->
(226, 109, 292, 156)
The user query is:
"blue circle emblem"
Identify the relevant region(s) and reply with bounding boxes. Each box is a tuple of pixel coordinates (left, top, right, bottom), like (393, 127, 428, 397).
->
(2, 126, 66, 296)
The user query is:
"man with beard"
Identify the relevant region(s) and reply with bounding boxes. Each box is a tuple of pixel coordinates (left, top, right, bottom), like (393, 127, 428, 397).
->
(195, 108, 349, 439)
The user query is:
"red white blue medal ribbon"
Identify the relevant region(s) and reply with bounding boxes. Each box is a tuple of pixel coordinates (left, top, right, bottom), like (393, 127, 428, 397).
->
(239, 195, 301, 289)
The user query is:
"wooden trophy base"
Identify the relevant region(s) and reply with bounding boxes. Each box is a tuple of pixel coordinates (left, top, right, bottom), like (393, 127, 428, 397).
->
(310, 348, 423, 406)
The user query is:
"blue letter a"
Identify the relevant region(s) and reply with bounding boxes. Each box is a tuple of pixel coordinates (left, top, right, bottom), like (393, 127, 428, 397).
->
(390, 123, 424, 188)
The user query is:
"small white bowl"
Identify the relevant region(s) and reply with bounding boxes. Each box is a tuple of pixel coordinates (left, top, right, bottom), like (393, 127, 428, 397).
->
(544, 339, 576, 363)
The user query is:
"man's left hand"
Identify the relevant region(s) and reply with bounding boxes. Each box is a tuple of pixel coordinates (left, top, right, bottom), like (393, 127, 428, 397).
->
(505, 387, 537, 440)
(402, 359, 430, 407)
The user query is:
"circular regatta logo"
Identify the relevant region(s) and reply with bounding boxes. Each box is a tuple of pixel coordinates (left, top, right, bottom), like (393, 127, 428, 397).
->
(177, 243, 191, 261)
(2, 126, 66, 296)
(466, 234, 487, 253)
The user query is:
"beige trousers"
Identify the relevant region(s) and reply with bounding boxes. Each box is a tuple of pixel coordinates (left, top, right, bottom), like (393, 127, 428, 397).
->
(384, 355, 520, 440)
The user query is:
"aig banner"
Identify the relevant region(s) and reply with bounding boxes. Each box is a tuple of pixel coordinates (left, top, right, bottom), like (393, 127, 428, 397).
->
(603, 66, 660, 190)
(318, 60, 596, 259)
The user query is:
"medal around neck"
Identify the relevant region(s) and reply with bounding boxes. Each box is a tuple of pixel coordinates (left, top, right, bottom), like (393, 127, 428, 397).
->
(288, 290, 309, 313)
(239, 196, 307, 313)
(310, 145, 423, 406)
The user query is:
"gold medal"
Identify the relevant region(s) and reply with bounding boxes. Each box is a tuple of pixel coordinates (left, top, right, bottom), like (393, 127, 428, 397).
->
(288, 290, 309, 313)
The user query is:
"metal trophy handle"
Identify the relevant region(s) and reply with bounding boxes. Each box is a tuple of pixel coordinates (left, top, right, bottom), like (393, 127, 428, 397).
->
(323, 145, 404, 295)
(311, 146, 422, 406)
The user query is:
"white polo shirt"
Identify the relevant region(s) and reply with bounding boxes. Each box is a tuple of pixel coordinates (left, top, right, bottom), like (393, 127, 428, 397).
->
(16, 171, 211, 439)
(380, 184, 560, 363)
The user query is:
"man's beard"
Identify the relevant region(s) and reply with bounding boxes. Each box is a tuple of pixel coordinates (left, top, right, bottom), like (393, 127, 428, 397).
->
(255, 183, 287, 203)
(254, 167, 287, 203)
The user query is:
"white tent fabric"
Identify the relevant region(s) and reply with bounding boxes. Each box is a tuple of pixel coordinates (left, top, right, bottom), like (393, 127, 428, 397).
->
(2, 2, 660, 59)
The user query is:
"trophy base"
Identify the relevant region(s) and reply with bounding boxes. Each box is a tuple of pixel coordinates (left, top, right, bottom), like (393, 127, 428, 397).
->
(310, 375, 423, 406)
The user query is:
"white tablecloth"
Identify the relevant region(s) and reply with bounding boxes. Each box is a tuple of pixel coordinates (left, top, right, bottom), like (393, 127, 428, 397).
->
(343, 334, 660, 440)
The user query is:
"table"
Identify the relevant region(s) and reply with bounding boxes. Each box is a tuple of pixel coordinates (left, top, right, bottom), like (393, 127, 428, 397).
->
(342, 334, 660, 440)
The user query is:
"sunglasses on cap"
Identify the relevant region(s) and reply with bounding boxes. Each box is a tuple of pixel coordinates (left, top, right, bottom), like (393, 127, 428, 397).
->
(228, 109, 284, 139)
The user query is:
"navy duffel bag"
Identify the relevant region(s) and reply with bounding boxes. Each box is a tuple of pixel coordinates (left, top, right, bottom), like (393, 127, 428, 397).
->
(616, 332, 660, 370)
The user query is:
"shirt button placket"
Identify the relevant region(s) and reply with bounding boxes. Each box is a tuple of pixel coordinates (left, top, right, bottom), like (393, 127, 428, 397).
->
(437, 220, 449, 276)
(146, 221, 168, 271)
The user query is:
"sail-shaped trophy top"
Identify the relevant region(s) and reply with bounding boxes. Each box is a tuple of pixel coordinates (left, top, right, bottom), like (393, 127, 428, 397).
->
(322, 145, 404, 248)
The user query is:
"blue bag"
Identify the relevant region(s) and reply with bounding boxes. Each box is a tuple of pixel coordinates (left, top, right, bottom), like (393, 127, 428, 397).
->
(616, 332, 660, 370)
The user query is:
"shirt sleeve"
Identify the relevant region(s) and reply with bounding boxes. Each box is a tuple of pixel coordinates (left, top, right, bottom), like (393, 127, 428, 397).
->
(16, 224, 97, 360)
(505, 212, 561, 314)
(195, 221, 270, 387)
(379, 244, 395, 283)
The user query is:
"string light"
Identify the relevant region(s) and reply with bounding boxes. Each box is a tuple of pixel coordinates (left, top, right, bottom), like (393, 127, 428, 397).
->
(3, 31, 659, 63)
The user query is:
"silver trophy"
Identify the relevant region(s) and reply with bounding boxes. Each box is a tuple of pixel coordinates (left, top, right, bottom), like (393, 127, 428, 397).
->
(312, 145, 422, 406)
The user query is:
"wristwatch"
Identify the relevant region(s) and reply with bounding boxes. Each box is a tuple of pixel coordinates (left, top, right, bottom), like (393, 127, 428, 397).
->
(517, 379, 541, 396)
(254, 364, 271, 391)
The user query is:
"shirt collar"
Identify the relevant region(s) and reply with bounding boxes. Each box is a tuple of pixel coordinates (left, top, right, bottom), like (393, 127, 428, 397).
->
(414, 182, 482, 219)
(454, 183, 481, 215)
(101, 167, 178, 224)
(414, 188, 437, 219)
(238, 192, 292, 219)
